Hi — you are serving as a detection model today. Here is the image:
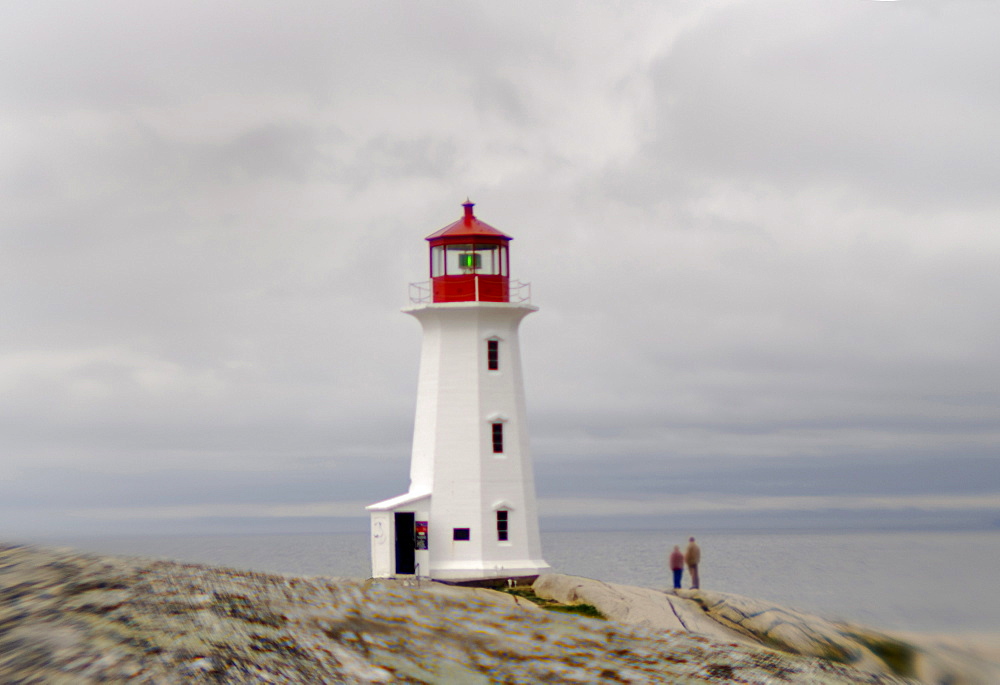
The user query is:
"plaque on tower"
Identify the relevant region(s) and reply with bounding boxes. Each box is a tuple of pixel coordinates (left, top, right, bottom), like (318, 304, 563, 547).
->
(414, 521, 428, 550)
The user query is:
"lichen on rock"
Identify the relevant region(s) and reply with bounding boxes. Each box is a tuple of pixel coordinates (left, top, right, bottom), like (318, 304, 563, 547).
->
(1, 544, 995, 684)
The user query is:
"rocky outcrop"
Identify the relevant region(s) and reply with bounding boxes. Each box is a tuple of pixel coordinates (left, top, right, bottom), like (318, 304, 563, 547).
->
(532, 573, 1000, 685)
(0, 543, 992, 684)
(532, 574, 732, 640)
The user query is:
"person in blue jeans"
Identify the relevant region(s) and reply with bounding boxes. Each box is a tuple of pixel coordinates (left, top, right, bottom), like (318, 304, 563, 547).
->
(669, 545, 685, 589)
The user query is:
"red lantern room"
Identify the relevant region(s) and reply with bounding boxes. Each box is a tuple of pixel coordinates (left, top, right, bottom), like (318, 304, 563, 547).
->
(425, 201, 512, 303)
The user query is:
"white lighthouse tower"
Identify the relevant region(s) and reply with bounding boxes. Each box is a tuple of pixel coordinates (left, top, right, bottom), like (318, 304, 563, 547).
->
(367, 201, 550, 582)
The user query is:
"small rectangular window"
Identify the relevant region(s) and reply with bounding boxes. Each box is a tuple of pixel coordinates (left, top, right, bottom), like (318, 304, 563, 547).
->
(496, 511, 509, 541)
(491, 423, 504, 453)
(453, 528, 470, 541)
(487, 340, 499, 370)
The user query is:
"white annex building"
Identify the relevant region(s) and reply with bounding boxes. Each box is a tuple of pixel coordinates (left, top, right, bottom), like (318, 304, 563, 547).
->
(367, 202, 550, 582)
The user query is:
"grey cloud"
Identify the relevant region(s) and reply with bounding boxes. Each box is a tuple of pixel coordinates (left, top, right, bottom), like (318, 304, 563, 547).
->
(348, 137, 461, 188)
(200, 125, 328, 182)
(1, 1, 998, 538)
(0, 465, 391, 510)
(642, 0, 1000, 207)
(536, 453, 1000, 500)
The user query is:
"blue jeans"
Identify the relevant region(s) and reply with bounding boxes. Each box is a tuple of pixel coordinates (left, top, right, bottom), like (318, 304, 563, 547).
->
(672, 568, 683, 589)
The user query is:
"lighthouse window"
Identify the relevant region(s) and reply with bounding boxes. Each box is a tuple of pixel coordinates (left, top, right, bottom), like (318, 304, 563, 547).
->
(436, 243, 507, 276)
(453, 528, 471, 541)
(496, 510, 509, 541)
(491, 423, 504, 453)
(487, 340, 499, 370)
(476, 244, 503, 275)
(431, 245, 446, 277)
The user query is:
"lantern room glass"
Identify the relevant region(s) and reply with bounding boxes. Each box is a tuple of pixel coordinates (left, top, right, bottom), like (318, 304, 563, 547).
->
(431, 243, 508, 277)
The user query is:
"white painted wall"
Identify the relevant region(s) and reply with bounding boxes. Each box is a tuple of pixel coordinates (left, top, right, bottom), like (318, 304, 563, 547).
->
(404, 301, 550, 580)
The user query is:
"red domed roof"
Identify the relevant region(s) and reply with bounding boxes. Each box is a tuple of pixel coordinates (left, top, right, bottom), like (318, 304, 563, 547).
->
(425, 202, 512, 242)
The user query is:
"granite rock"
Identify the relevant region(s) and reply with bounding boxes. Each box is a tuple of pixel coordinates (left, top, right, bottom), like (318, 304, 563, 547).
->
(0, 544, 981, 684)
(533, 573, 1000, 685)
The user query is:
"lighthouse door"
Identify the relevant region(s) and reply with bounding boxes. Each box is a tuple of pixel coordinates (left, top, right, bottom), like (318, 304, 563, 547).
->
(394, 512, 416, 574)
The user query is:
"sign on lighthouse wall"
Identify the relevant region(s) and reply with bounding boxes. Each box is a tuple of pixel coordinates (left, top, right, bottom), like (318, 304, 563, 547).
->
(366, 202, 550, 582)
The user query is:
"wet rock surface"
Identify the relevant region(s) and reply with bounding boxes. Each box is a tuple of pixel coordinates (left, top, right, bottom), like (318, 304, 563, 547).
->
(0, 544, 989, 683)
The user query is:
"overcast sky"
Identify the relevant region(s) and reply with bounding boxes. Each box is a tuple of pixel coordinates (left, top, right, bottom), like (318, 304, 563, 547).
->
(2, 0, 999, 538)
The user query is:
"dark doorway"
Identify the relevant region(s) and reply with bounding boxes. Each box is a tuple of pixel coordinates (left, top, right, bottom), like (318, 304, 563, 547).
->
(394, 512, 416, 574)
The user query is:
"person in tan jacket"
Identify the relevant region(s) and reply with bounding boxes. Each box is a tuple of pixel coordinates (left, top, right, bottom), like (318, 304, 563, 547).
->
(685, 537, 701, 589)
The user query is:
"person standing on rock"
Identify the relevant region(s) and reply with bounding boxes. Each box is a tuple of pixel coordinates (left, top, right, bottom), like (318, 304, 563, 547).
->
(669, 545, 685, 590)
(685, 537, 701, 589)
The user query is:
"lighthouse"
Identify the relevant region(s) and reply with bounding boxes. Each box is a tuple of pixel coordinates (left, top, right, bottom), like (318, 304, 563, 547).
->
(367, 201, 550, 582)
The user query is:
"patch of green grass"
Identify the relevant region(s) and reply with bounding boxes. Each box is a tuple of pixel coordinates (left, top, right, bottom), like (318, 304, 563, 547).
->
(545, 603, 604, 619)
(499, 587, 604, 620)
(850, 633, 917, 678)
(813, 642, 853, 665)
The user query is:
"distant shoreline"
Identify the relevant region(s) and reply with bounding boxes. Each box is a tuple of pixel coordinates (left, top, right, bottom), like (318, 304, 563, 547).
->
(20, 528, 999, 636)
(18, 520, 1000, 541)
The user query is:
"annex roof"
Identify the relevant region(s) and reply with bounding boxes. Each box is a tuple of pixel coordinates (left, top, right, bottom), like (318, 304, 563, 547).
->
(365, 489, 431, 512)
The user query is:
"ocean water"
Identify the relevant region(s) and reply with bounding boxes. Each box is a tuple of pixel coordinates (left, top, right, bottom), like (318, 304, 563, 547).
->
(41, 529, 1000, 634)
